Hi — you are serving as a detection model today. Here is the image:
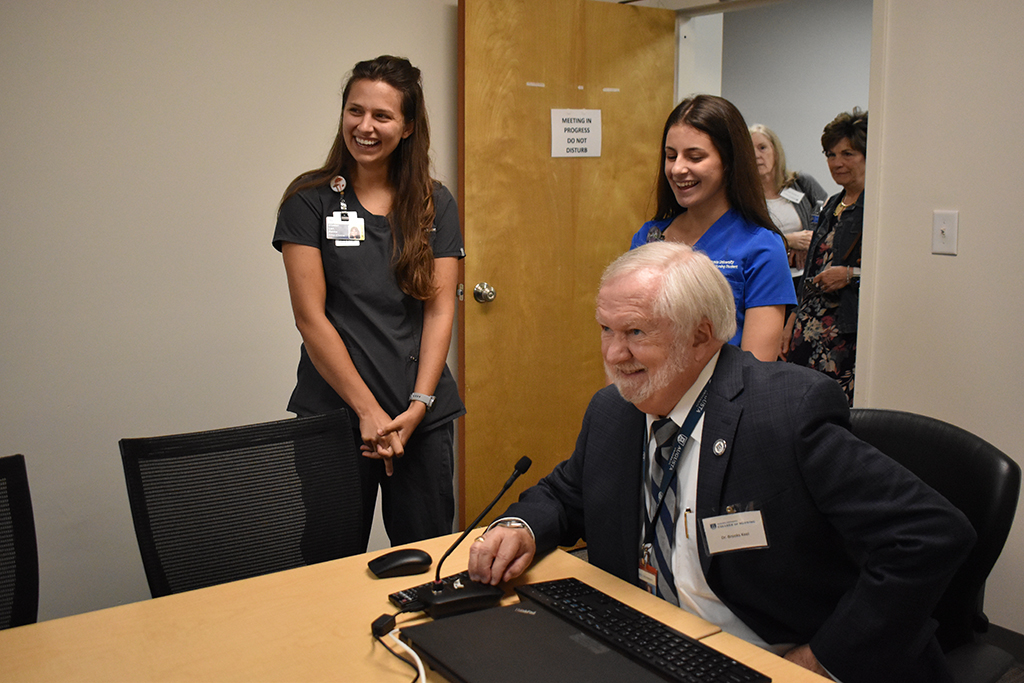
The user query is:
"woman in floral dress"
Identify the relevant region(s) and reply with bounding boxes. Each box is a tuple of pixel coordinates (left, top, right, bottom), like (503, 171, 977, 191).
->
(785, 109, 868, 404)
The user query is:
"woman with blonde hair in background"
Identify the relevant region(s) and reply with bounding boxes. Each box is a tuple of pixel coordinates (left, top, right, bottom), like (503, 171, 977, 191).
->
(749, 123, 828, 280)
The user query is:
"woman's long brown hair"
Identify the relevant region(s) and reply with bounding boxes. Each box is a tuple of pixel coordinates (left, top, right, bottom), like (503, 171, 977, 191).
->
(279, 55, 437, 300)
(652, 95, 782, 242)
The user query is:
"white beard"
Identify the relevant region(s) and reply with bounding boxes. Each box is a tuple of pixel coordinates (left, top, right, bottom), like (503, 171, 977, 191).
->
(605, 344, 691, 407)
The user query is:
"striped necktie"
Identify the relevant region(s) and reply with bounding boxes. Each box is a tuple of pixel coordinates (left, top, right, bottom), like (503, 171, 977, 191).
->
(648, 417, 680, 606)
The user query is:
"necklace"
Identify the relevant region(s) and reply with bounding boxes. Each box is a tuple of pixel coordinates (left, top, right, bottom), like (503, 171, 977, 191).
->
(834, 197, 853, 217)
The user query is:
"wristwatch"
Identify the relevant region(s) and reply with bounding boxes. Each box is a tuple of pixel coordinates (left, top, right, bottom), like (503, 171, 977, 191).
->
(488, 519, 527, 530)
(485, 517, 535, 541)
(409, 392, 435, 412)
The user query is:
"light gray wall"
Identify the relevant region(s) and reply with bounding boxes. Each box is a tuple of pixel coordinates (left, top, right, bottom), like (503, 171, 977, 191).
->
(677, 13, 724, 99)
(721, 0, 873, 196)
(860, 0, 1024, 634)
(1, 0, 459, 620)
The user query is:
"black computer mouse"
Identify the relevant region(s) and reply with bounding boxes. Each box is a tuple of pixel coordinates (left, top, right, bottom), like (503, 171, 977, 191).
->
(367, 548, 433, 578)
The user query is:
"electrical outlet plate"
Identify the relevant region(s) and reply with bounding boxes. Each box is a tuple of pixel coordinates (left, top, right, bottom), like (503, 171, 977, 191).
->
(932, 210, 958, 255)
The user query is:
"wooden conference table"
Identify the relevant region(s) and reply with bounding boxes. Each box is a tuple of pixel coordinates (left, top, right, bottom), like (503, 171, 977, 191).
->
(1, 532, 826, 682)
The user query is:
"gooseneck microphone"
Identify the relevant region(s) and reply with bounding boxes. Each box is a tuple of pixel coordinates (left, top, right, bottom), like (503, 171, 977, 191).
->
(431, 455, 532, 588)
(380, 456, 533, 618)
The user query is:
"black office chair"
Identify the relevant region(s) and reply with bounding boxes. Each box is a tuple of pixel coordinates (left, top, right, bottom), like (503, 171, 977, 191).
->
(850, 408, 1022, 683)
(120, 410, 364, 598)
(0, 454, 39, 629)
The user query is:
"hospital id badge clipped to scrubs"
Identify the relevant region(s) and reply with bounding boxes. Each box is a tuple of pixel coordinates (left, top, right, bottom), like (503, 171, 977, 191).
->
(326, 211, 365, 246)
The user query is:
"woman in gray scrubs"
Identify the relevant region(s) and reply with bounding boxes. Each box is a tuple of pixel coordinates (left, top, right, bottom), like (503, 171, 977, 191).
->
(274, 55, 465, 547)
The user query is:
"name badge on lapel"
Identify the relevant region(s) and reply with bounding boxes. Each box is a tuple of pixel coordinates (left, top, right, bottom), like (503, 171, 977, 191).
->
(702, 510, 768, 555)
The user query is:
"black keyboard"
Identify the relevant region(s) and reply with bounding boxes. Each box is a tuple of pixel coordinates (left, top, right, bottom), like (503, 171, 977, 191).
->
(516, 578, 770, 683)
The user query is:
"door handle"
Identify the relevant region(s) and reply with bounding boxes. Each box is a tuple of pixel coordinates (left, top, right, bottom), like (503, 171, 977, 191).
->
(473, 282, 497, 303)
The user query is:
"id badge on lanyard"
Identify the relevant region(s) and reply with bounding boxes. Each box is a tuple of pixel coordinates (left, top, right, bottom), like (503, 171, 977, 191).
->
(638, 545, 660, 591)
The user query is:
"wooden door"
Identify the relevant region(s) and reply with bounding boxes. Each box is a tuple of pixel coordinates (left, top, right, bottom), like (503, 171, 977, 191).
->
(458, 0, 675, 527)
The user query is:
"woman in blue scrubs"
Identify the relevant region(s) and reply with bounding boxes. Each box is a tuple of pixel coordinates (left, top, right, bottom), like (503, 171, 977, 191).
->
(630, 95, 794, 361)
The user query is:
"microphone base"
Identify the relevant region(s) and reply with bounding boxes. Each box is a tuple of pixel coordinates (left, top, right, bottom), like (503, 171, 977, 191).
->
(419, 575, 504, 618)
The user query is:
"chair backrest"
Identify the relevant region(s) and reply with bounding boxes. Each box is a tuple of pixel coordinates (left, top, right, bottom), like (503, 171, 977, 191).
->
(120, 410, 364, 598)
(849, 408, 1021, 652)
(0, 454, 39, 629)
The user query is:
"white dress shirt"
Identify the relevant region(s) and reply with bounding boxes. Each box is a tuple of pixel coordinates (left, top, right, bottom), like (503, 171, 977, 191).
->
(644, 350, 782, 653)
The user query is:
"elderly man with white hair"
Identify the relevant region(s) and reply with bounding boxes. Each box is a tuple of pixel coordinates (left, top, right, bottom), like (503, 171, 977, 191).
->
(469, 242, 974, 683)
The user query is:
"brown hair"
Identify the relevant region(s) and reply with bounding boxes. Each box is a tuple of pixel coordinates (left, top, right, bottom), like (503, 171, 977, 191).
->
(821, 108, 868, 156)
(652, 95, 781, 241)
(279, 55, 437, 300)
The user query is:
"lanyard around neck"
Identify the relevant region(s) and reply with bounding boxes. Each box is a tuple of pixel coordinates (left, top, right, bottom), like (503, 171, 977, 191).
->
(642, 380, 710, 546)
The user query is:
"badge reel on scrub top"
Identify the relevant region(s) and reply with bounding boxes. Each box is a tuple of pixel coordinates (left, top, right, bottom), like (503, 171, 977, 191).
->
(326, 175, 365, 246)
